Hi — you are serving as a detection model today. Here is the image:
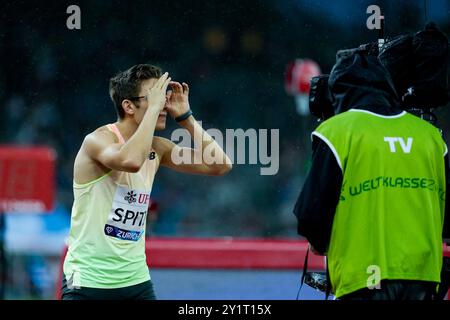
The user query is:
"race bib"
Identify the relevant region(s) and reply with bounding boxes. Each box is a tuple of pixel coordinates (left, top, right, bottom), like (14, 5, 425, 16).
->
(104, 186, 150, 241)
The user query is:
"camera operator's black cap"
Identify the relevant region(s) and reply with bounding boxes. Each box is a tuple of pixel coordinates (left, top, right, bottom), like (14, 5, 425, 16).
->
(328, 48, 400, 115)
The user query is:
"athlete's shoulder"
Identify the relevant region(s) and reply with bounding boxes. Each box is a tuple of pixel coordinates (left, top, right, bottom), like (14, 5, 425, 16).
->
(84, 125, 118, 145)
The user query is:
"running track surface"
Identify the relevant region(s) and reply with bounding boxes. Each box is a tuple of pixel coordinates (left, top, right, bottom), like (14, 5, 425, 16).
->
(151, 269, 328, 300)
(56, 237, 449, 300)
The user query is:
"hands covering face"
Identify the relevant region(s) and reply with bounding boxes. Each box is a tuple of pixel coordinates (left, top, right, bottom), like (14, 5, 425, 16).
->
(165, 81, 191, 119)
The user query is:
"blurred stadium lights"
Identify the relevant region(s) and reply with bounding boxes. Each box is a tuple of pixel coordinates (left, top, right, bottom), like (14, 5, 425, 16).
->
(241, 31, 264, 55)
(203, 26, 229, 54)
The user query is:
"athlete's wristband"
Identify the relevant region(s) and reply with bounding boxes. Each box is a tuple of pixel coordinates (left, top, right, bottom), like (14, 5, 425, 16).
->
(175, 110, 193, 122)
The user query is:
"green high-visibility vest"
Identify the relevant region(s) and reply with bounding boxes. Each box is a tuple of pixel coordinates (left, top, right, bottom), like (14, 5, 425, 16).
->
(313, 109, 447, 298)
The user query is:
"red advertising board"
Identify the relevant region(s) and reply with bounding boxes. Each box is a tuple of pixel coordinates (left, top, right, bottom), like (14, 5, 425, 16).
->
(0, 145, 56, 213)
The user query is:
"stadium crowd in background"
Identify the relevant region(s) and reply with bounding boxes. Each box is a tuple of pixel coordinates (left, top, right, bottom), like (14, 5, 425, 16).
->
(0, 0, 449, 268)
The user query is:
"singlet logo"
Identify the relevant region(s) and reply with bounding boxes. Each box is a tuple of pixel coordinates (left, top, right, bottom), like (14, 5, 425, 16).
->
(105, 186, 150, 242)
(124, 191, 137, 204)
(384, 137, 413, 153)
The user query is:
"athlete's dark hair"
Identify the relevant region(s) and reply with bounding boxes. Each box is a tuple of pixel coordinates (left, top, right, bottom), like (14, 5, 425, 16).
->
(109, 64, 162, 119)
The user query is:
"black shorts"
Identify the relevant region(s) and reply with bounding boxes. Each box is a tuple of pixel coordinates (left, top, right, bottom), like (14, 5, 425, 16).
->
(61, 276, 157, 300)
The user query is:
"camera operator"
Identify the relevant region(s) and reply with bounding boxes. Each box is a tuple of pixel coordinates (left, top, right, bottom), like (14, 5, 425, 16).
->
(293, 49, 450, 300)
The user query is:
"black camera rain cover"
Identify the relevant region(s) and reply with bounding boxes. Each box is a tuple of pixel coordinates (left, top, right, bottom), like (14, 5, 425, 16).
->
(379, 23, 449, 108)
(328, 50, 399, 115)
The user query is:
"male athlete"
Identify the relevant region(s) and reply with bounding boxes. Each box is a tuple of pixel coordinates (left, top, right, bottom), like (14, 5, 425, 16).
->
(61, 64, 232, 300)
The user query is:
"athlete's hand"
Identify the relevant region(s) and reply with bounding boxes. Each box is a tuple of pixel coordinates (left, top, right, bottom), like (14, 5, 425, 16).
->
(146, 72, 171, 113)
(166, 81, 190, 119)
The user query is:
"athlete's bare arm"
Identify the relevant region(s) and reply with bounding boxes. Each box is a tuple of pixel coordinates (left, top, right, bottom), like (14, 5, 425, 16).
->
(153, 81, 232, 176)
(75, 73, 171, 182)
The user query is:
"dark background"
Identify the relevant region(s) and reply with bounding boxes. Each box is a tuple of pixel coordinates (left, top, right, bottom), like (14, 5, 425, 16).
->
(1, 0, 449, 237)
